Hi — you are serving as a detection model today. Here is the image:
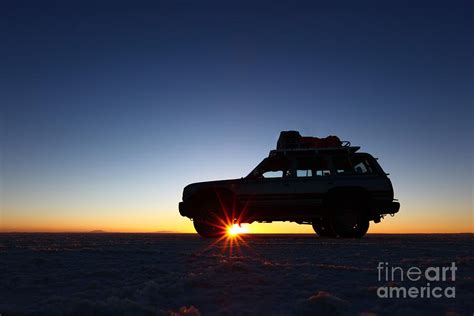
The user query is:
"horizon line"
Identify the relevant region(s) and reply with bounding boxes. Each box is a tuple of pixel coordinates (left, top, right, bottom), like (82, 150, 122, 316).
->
(0, 231, 472, 235)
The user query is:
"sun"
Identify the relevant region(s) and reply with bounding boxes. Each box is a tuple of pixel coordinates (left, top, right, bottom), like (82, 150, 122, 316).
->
(227, 224, 248, 236)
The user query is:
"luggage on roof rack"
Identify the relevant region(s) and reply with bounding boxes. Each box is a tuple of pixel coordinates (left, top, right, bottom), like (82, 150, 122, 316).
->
(277, 131, 348, 150)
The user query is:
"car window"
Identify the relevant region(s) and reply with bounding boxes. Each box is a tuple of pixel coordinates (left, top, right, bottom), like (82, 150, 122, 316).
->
(351, 156, 376, 174)
(331, 155, 378, 175)
(315, 169, 331, 176)
(314, 158, 331, 176)
(332, 156, 352, 174)
(296, 169, 312, 177)
(263, 170, 284, 178)
(296, 157, 331, 177)
(250, 157, 290, 179)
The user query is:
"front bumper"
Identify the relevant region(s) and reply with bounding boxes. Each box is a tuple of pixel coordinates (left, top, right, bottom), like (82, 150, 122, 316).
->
(179, 201, 189, 217)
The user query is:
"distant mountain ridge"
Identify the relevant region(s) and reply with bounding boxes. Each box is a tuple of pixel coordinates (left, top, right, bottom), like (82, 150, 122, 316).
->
(87, 230, 182, 233)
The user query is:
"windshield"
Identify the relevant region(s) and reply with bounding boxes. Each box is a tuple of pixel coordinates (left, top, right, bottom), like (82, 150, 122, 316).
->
(246, 157, 291, 179)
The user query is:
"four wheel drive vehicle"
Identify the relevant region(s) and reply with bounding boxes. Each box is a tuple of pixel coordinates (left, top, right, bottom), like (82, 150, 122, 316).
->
(179, 131, 400, 238)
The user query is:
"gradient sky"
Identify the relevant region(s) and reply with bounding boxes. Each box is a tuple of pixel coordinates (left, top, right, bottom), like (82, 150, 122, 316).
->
(1, 0, 472, 233)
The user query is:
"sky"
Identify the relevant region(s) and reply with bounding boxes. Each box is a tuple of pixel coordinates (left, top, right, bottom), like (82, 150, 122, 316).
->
(1, 0, 472, 233)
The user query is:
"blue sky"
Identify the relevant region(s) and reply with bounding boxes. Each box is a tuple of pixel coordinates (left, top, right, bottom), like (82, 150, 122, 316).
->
(1, 0, 472, 232)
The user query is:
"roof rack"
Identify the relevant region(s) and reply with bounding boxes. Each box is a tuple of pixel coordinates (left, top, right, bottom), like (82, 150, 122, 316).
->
(269, 146, 360, 157)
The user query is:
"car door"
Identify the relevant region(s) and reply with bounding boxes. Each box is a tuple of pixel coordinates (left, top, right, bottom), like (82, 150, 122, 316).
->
(290, 156, 333, 212)
(238, 156, 295, 214)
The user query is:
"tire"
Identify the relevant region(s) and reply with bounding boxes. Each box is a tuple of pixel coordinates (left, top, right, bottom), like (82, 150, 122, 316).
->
(193, 219, 225, 238)
(332, 211, 369, 238)
(312, 217, 337, 238)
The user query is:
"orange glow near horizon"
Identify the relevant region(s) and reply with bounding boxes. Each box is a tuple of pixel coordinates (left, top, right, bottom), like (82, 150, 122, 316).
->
(1, 207, 472, 234)
(2, 220, 473, 234)
(3, 180, 472, 234)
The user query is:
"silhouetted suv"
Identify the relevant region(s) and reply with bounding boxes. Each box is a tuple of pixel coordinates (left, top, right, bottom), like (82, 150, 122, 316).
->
(179, 131, 399, 238)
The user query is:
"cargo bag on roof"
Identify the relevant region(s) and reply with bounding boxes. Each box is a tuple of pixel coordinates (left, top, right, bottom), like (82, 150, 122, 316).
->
(277, 131, 342, 149)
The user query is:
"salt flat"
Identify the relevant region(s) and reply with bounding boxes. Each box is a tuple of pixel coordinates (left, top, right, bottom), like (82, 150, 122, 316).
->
(0, 233, 472, 315)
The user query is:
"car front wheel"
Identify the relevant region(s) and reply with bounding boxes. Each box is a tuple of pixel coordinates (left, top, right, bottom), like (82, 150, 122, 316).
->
(193, 219, 225, 238)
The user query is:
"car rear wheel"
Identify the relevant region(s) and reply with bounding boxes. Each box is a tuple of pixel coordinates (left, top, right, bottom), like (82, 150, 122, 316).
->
(312, 217, 337, 238)
(333, 211, 369, 238)
(193, 219, 225, 238)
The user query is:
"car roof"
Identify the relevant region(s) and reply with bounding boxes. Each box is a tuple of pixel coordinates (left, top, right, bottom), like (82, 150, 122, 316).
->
(268, 146, 361, 158)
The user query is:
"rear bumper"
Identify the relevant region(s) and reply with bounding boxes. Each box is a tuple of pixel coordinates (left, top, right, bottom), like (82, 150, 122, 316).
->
(372, 201, 400, 215)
